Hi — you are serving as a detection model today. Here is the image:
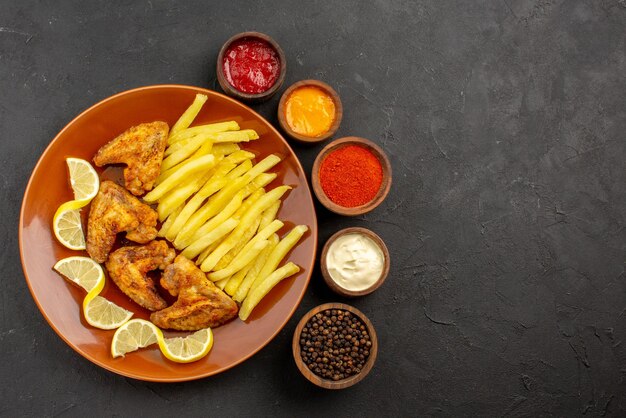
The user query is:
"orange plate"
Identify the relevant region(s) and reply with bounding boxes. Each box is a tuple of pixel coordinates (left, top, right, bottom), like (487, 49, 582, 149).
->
(19, 85, 318, 382)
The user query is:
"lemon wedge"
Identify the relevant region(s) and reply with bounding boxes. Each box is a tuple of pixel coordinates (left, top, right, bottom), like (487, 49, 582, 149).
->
(53, 208, 86, 250)
(53, 256, 133, 330)
(52, 158, 99, 250)
(66, 157, 100, 201)
(83, 295, 133, 330)
(53, 256, 105, 293)
(111, 319, 214, 363)
(158, 328, 214, 363)
(111, 319, 163, 358)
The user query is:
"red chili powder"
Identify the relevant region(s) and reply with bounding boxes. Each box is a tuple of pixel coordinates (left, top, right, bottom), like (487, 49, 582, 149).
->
(319, 145, 383, 207)
(222, 38, 280, 94)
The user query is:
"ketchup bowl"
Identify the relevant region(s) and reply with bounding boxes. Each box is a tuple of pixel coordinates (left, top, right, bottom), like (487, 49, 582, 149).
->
(217, 32, 287, 103)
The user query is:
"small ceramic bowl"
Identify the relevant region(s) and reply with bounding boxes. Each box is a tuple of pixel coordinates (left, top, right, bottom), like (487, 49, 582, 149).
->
(292, 303, 378, 389)
(216, 31, 287, 103)
(311, 137, 392, 216)
(321, 227, 390, 297)
(277, 80, 343, 144)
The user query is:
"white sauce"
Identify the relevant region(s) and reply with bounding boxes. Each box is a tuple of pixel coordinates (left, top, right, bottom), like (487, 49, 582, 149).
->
(326, 233, 384, 291)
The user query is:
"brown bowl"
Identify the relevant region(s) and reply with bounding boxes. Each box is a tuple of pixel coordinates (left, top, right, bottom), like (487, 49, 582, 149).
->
(311, 137, 392, 216)
(216, 31, 287, 103)
(320, 227, 390, 297)
(292, 303, 378, 389)
(277, 80, 343, 143)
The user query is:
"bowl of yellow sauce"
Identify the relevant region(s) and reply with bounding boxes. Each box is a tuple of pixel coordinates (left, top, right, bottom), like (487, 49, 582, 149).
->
(278, 80, 342, 143)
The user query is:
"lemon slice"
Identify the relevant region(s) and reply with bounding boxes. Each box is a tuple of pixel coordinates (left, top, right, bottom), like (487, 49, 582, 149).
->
(54, 256, 133, 330)
(52, 158, 99, 250)
(66, 157, 100, 201)
(111, 319, 163, 358)
(158, 328, 214, 363)
(53, 207, 86, 250)
(83, 295, 133, 330)
(53, 256, 105, 293)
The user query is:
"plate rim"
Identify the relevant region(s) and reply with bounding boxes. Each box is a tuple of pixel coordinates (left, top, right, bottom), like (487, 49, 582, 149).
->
(18, 84, 318, 382)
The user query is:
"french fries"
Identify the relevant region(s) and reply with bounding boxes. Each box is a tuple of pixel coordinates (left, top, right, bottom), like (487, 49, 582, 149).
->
(200, 186, 291, 272)
(248, 225, 308, 295)
(259, 201, 280, 230)
(224, 260, 254, 296)
(181, 218, 239, 260)
(208, 220, 284, 281)
(168, 120, 240, 145)
(151, 93, 310, 325)
(170, 94, 207, 136)
(233, 234, 278, 302)
(239, 262, 301, 321)
(144, 154, 215, 202)
(158, 205, 182, 237)
(157, 169, 214, 221)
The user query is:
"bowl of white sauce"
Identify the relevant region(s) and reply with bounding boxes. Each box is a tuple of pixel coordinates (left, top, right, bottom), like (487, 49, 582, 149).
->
(321, 227, 389, 297)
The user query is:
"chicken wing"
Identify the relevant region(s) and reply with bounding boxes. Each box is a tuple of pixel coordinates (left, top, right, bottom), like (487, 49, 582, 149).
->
(87, 181, 158, 263)
(93, 121, 169, 196)
(106, 241, 175, 311)
(150, 255, 238, 330)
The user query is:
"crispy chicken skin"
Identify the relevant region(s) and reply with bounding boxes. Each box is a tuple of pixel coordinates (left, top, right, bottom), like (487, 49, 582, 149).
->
(93, 121, 169, 196)
(150, 255, 238, 330)
(106, 241, 175, 311)
(87, 181, 158, 263)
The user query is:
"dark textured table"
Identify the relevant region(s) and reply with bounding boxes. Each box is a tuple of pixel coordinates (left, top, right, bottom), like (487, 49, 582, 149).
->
(2, 1, 625, 416)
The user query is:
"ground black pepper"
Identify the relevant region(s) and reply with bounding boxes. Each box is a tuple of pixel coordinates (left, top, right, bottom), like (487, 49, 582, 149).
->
(299, 309, 371, 381)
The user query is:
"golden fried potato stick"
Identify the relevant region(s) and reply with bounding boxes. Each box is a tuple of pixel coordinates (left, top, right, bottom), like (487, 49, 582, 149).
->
(232, 234, 278, 302)
(157, 168, 215, 221)
(248, 225, 308, 295)
(158, 205, 182, 237)
(209, 219, 284, 281)
(168, 120, 239, 145)
(239, 262, 300, 321)
(224, 258, 254, 296)
(161, 136, 211, 171)
(175, 159, 277, 247)
(144, 154, 215, 203)
(200, 186, 291, 272)
(172, 163, 261, 248)
(180, 218, 239, 260)
(176, 190, 245, 250)
(215, 277, 231, 290)
(196, 240, 219, 265)
(157, 139, 215, 183)
(258, 201, 280, 231)
(170, 94, 207, 137)
(166, 151, 255, 241)
(210, 143, 240, 156)
(213, 217, 261, 271)
(165, 130, 257, 157)
(212, 197, 279, 271)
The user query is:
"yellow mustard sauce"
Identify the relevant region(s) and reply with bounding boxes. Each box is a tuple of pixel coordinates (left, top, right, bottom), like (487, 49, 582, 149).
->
(285, 86, 336, 137)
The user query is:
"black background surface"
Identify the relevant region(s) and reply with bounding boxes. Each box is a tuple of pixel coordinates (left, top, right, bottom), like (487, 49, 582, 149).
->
(2, 1, 625, 416)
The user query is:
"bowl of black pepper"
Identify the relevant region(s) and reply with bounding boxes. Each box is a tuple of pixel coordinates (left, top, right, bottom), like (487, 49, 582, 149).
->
(292, 303, 378, 389)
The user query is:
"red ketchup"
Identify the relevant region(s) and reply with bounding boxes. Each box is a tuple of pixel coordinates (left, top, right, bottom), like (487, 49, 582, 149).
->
(222, 38, 281, 94)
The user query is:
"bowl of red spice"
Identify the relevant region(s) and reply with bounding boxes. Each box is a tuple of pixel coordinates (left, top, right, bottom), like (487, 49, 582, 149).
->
(292, 303, 378, 389)
(217, 31, 286, 103)
(311, 137, 392, 216)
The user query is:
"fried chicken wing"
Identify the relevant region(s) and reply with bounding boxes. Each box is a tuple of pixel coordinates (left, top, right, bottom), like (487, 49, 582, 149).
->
(93, 121, 169, 196)
(106, 241, 175, 311)
(87, 181, 158, 263)
(150, 255, 238, 330)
